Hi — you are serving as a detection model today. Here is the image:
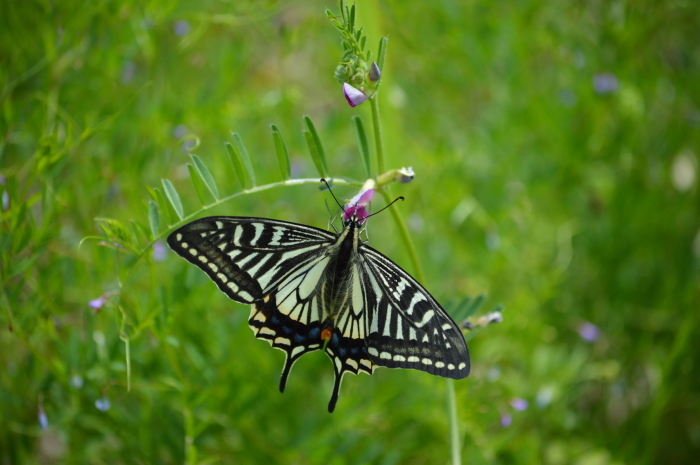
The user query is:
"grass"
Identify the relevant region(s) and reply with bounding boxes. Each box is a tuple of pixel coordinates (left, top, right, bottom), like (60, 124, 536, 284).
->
(1, 0, 699, 464)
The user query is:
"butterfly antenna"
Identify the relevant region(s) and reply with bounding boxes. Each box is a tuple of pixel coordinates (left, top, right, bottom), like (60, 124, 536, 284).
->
(365, 196, 405, 220)
(320, 178, 346, 213)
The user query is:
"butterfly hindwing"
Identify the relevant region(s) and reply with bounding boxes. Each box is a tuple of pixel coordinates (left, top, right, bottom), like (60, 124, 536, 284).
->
(360, 247, 470, 379)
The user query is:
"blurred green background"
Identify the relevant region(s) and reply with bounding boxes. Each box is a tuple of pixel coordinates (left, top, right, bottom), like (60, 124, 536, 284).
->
(2, 0, 699, 464)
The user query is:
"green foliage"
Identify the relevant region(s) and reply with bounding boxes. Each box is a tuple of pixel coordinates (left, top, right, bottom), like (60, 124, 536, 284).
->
(1, 0, 699, 464)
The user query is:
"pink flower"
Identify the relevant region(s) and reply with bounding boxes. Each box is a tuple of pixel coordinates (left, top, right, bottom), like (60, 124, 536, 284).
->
(343, 83, 368, 107)
(343, 188, 374, 223)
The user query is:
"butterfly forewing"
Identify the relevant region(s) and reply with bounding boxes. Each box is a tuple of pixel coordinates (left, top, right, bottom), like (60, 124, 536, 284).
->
(167, 214, 470, 412)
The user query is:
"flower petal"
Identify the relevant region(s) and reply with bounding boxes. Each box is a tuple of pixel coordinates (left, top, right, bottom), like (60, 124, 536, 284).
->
(343, 83, 368, 107)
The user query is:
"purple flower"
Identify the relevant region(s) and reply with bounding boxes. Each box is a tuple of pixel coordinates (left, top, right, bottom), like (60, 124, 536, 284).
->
(510, 398, 529, 411)
(152, 240, 167, 261)
(174, 20, 191, 37)
(593, 73, 619, 95)
(343, 83, 368, 107)
(578, 321, 600, 343)
(95, 396, 111, 412)
(89, 296, 106, 310)
(343, 188, 374, 223)
(38, 405, 48, 430)
(500, 413, 512, 428)
(89, 291, 118, 312)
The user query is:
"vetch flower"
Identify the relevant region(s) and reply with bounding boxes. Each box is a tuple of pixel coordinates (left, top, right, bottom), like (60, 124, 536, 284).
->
(152, 240, 167, 261)
(95, 396, 111, 412)
(593, 73, 619, 94)
(89, 296, 106, 310)
(38, 404, 48, 430)
(500, 413, 512, 428)
(343, 83, 368, 107)
(578, 321, 600, 343)
(89, 291, 118, 313)
(343, 188, 375, 224)
(510, 398, 529, 411)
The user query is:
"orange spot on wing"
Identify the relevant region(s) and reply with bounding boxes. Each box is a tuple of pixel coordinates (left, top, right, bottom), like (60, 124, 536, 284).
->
(321, 327, 332, 341)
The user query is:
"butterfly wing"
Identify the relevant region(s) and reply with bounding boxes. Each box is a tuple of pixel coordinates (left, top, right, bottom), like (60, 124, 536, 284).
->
(167, 216, 337, 391)
(359, 245, 470, 379)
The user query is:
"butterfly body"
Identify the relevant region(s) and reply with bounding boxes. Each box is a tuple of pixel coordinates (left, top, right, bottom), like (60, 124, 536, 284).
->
(168, 214, 469, 412)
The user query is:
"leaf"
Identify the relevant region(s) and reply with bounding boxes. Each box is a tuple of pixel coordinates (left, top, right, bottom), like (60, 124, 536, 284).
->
(161, 179, 184, 220)
(377, 36, 389, 72)
(187, 164, 208, 205)
(303, 116, 328, 178)
(148, 200, 160, 239)
(270, 124, 291, 180)
(352, 116, 371, 178)
(190, 154, 219, 200)
(153, 187, 172, 227)
(224, 142, 246, 188)
(231, 133, 256, 188)
(94, 217, 140, 254)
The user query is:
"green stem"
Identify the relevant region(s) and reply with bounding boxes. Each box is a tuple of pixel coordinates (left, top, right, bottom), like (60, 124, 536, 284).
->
(447, 379, 462, 465)
(379, 190, 426, 283)
(370, 97, 385, 175)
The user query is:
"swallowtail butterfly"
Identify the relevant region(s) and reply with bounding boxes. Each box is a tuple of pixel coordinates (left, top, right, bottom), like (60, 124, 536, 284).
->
(167, 184, 470, 412)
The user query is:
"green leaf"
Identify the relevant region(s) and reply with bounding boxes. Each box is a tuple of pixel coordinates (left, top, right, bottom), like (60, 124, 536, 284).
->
(224, 142, 246, 188)
(190, 155, 219, 200)
(153, 187, 172, 227)
(148, 201, 160, 239)
(232, 133, 256, 188)
(94, 217, 140, 254)
(352, 116, 371, 178)
(377, 36, 389, 71)
(303, 116, 329, 178)
(271, 124, 291, 180)
(187, 164, 208, 205)
(161, 179, 184, 220)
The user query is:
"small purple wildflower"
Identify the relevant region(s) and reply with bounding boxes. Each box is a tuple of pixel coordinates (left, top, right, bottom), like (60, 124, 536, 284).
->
(95, 396, 111, 412)
(89, 296, 106, 310)
(174, 20, 191, 37)
(89, 291, 118, 313)
(500, 413, 512, 428)
(152, 240, 167, 261)
(38, 405, 48, 430)
(343, 83, 368, 107)
(593, 73, 619, 95)
(343, 188, 374, 223)
(173, 124, 188, 139)
(510, 398, 529, 411)
(578, 321, 600, 343)
(71, 375, 84, 389)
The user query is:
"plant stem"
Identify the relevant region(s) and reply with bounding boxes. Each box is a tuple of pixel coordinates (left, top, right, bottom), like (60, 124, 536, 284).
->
(370, 96, 385, 175)
(447, 379, 462, 465)
(379, 190, 426, 284)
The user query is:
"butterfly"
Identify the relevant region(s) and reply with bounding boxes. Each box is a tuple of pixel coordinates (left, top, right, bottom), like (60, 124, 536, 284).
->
(166, 182, 470, 412)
